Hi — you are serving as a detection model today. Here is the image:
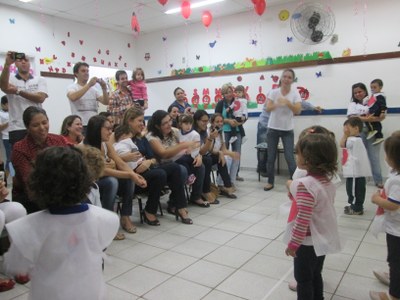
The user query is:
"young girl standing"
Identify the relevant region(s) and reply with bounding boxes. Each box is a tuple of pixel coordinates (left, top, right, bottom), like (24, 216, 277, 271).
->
(369, 131, 400, 300)
(129, 68, 148, 110)
(284, 132, 341, 300)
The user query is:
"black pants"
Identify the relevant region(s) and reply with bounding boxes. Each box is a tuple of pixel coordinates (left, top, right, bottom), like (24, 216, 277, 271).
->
(346, 177, 366, 212)
(387, 233, 400, 298)
(294, 245, 325, 300)
(206, 153, 232, 187)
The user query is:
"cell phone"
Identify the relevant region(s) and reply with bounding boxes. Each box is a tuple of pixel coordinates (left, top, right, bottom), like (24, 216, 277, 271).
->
(12, 52, 26, 60)
(0, 171, 4, 182)
(214, 126, 222, 132)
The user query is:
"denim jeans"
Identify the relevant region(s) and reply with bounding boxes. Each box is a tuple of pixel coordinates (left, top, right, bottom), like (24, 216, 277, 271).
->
(294, 245, 325, 300)
(361, 127, 383, 185)
(266, 128, 296, 185)
(257, 122, 268, 173)
(224, 131, 242, 184)
(97, 176, 134, 216)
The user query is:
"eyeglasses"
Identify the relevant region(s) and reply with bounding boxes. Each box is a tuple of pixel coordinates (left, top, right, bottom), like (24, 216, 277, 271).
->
(161, 119, 172, 126)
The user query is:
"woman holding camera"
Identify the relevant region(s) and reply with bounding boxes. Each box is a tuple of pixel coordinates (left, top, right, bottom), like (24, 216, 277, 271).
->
(193, 111, 237, 199)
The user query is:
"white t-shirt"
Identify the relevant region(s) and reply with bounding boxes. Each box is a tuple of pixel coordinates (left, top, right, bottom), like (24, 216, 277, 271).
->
(233, 98, 248, 119)
(178, 129, 200, 158)
(347, 102, 369, 116)
(342, 136, 372, 178)
(0, 109, 10, 139)
(4, 204, 119, 300)
(113, 137, 140, 170)
(67, 83, 102, 125)
(383, 173, 400, 237)
(8, 75, 48, 132)
(267, 88, 301, 131)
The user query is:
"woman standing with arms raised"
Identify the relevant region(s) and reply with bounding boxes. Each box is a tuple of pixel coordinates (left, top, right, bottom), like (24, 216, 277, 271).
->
(264, 69, 302, 191)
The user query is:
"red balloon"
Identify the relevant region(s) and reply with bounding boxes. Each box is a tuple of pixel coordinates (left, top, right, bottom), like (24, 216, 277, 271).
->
(202, 11, 212, 28)
(158, 0, 168, 5)
(181, 1, 191, 19)
(254, 0, 266, 16)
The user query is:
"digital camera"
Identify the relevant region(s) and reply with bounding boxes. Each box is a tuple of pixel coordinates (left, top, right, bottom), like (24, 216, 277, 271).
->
(11, 52, 26, 60)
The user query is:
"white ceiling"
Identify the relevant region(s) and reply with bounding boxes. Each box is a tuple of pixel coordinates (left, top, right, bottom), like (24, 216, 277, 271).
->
(0, 0, 296, 35)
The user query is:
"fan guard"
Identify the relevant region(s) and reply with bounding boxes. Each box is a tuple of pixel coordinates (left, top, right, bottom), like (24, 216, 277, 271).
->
(290, 2, 336, 44)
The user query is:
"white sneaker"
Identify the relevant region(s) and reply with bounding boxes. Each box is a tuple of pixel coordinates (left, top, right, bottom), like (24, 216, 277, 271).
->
(373, 270, 390, 286)
(367, 130, 378, 139)
(229, 136, 238, 144)
(372, 138, 384, 145)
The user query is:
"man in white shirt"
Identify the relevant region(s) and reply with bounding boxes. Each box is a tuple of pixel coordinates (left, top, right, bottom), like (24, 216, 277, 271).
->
(66, 62, 109, 132)
(0, 51, 48, 145)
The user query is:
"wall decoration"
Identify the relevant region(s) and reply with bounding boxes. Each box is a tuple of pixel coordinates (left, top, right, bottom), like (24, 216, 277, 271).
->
(251, 39, 257, 46)
(131, 12, 140, 34)
(202, 11, 212, 28)
(67, 62, 72, 67)
(98, 49, 101, 54)
(202, 88, 211, 107)
(342, 48, 351, 57)
(67, 32, 70, 37)
(330, 34, 338, 44)
(315, 71, 322, 77)
(118, 55, 122, 61)
(287, 36, 293, 42)
(158, 0, 168, 5)
(237, 76, 242, 82)
(297, 86, 310, 100)
(162, 36, 167, 41)
(61, 41, 66, 46)
(260, 75, 265, 80)
(144, 53, 151, 61)
(106, 50, 110, 55)
(279, 9, 290, 21)
(81, 56, 86, 61)
(256, 86, 266, 104)
(9, 18, 15, 24)
(209, 40, 217, 48)
(35, 46, 41, 52)
(181, 1, 191, 19)
(93, 57, 97, 62)
(196, 55, 200, 60)
(79, 40, 83, 45)
(214, 88, 222, 103)
(127, 43, 131, 48)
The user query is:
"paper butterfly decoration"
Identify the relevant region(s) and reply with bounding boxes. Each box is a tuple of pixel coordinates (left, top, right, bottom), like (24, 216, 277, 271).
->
(67, 32, 70, 37)
(251, 39, 257, 46)
(118, 55, 122, 61)
(61, 41, 66, 46)
(79, 40, 84, 45)
(67, 62, 72, 67)
(98, 49, 101, 54)
(209, 40, 217, 48)
(35, 46, 41, 52)
(162, 37, 167, 41)
(157, 70, 162, 74)
(127, 43, 131, 48)
(196, 55, 200, 60)
(169, 63, 173, 68)
(124, 63, 127, 67)
(287, 37, 293, 42)
(81, 56, 86, 61)
(9, 18, 15, 24)
(315, 71, 322, 78)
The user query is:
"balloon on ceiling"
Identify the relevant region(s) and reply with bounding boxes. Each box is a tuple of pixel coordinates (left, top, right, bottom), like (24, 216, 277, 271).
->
(158, 0, 168, 5)
(202, 11, 213, 28)
(181, 1, 191, 19)
(253, 0, 266, 16)
(131, 12, 140, 34)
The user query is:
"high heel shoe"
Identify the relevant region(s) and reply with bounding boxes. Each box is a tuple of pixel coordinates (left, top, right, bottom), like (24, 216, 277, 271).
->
(142, 210, 160, 226)
(175, 208, 193, 225)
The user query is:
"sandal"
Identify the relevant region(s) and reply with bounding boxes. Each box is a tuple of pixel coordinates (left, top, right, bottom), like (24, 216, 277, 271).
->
(120, 217, 137, 234)
(113, 232, 126, 240)
(191, 199, 210, 207)
(264, 184, 274, 191)
(0, 278, 15, 292)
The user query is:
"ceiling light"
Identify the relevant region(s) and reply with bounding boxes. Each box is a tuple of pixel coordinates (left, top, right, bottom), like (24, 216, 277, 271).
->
(19, 0, 32, 3)
(165, 0, 225, 15)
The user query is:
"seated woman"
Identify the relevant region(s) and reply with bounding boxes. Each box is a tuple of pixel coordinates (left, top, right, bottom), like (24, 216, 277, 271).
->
(167, 104, 180, 128)
(170, 87, 191, 114)
(146, 110, 209, 208)
(11, 106, 68, 213)
(193, 111, 237, 199)
(60, 114, 84, 144)
(112, 107, 192, 225)
(84, 115, 147, 238)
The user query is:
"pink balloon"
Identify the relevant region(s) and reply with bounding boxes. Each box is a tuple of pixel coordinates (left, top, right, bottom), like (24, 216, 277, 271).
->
(181, 1, 191, 19)
(254, 0, 266, 16)
(202, 11, 212, 28)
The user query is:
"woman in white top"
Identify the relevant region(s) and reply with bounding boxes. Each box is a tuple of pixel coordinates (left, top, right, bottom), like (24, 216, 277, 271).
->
(264, 69, 302, 191)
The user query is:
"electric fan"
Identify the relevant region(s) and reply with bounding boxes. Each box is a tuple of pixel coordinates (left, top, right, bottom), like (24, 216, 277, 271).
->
(290, 2, 336, 44)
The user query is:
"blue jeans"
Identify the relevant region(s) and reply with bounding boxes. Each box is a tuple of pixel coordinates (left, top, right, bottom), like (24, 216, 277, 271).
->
(257, 122, 268, 172)
(266, 128, 296, 185)
(97, 176, 134, 216)
(224, 131, 242, 183)
(361, 127, 383, 185)
(2, 139, 15, 176)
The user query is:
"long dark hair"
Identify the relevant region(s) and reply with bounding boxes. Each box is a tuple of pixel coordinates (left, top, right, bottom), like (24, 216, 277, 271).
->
(84, 115, 107, 149)
(147, 110, 169, 140)
(60, 115, 81, 135)
(351, 82, 368, 104)
(23, 106, 48, 128)
(193, 110, 209, 133)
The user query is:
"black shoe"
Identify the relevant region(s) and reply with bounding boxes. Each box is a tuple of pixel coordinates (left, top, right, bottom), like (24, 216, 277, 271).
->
(175, 208, 193, 224)
(142, 210, 160, 226)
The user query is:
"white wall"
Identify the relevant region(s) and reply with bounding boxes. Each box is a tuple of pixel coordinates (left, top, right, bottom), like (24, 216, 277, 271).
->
(1, 1, 399, 175)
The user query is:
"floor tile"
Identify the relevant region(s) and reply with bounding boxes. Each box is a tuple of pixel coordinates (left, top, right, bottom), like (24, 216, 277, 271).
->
(204, 245, 256, 268)
(142, 250, 198, 275)
(225, 234, 272, 253)
(194, 228, 238, 245)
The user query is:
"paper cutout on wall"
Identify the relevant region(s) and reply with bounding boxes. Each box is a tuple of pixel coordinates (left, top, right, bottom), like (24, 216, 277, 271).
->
(251, 39, 257, 46)
(67, 32, 70, 37)
(209, 40, 217, 48)
(287, 37, 293, 42)
(71, 52, 75, 58)
(297, 86, 310, 100)
(237, 76, 242, 82)
(79, 40, 84, 45)
(81, 56, 86, 61)
(35, 46, 41, 52)
(260, 75, 265, 80)
(101, 59, 105, 65)
(67, 62, 71, 67)
(315, 71, 322, 78)
(55, 67, 59, 73)
(43, 57, 54, 64)
(9, 18, 15, 24)
(214, 88, 222, 103)
(279, 10, 290, 21)
(256, 86, 266, 104)
(93, 57, 97, 62)
(98, 49, 101, 54)
(169, 63, 173, 68)
(127, 43, 131, 48)
(48, 66, 53, 72)
(124, 63, 127, 67)
(118, 55, 122, 61)
(191, 89, 199, 107)
(106, 50, 110, 55)
(202, 88, 211, 107)
(162, 36, 167, 41)
(61, 41, 66, 46)
(52, 54, 57, 60)
(62, 68, 66, 73)
(39, 59, 44, 65)
(196, 55, 200, 60)
(144, 53, 150, 61)
(342, 48, 351, 57)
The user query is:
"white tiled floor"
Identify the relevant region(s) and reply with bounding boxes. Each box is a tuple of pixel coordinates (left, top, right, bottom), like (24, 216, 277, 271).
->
(0, 170, 391, 300)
